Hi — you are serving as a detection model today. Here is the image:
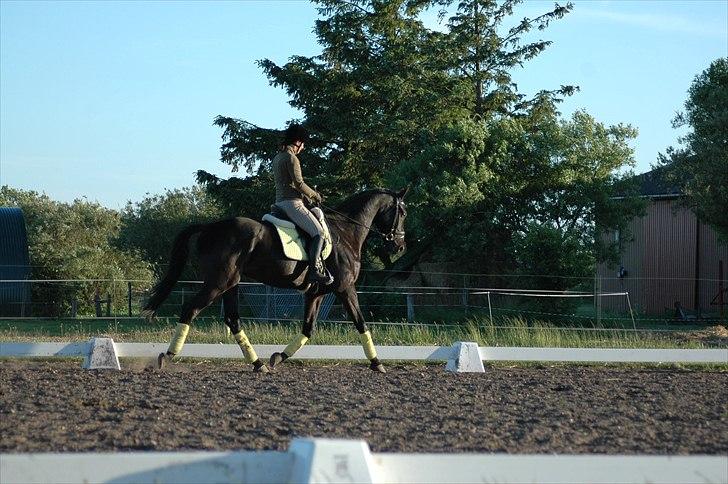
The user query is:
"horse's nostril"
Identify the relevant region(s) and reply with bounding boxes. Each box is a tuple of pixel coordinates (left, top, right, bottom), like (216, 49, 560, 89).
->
(398, 245, 405, 253)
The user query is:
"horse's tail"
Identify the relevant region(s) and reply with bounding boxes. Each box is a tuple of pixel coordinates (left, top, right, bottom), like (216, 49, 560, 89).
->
(142, 224, 206, 319)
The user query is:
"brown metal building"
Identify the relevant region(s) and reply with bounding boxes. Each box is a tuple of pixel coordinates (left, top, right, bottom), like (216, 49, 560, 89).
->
(598, 168, 727, 318)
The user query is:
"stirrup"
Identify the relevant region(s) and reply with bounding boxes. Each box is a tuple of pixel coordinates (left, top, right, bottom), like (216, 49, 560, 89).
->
(307, 268, 333, 284)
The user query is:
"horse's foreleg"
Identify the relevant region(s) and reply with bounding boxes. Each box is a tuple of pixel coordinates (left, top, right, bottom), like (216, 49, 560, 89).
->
(223, 286, 268, 372)
(337, 287, 385, 373)
(270, 293, 323, 368)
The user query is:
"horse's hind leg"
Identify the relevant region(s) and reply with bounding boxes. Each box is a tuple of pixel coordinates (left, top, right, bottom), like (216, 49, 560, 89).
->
(158, 283, 224, 369)
(223, 285, 268, 373)
(270, 293, 323, 368)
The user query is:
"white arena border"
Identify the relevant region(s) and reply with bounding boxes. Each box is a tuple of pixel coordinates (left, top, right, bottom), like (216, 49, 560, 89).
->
(2, 437, 726, 484)
(0, 339, 726, 365)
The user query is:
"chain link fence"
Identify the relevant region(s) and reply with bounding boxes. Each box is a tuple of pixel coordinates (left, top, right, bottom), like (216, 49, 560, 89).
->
(1, 271, 725, 329)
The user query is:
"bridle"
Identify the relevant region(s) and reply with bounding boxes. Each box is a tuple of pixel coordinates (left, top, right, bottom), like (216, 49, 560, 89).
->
(383, 198, 406, 242)
(321, 195, 405, 243)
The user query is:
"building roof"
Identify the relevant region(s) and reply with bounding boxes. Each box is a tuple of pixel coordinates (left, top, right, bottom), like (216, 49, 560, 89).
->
(634, 165, 684, 198)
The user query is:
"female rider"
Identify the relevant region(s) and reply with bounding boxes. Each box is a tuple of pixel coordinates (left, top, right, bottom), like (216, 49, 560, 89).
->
(272, 124, 330, 284)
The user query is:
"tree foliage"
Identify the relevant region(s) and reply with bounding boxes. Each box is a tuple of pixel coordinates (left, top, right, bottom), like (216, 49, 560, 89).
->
(117, 186, 224, 278)
(200, 0, 644, 286)
(0, 186, 154, 315)
(659, 58, 728, 240)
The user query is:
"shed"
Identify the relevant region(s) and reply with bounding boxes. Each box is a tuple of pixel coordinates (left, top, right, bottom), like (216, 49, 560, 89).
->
(597, 167, 727, 318)
(0, 207, 31, 316)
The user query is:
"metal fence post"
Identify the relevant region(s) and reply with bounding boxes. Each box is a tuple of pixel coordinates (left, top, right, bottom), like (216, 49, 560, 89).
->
(462, 275, 469, 313)
(94, 292, 102, 317)
(597, 275, 602, 327)
(406, 293, 415, 322)
(127, 282, 132, 317)
(487, 291, 493, 324)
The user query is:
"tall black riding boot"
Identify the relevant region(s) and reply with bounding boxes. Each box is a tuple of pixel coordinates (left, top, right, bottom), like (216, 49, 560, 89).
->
(306, 235, 332, 284)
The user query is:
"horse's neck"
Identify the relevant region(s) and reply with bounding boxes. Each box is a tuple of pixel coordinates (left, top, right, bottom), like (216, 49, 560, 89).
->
(333, 194, 385, 253)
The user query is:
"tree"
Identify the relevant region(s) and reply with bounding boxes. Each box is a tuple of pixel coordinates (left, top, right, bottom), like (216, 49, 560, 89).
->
(659, 58, 728, 240)
(0, 186, 154, 316)
(201, 0, 642, 287)
(392, 108, 644, 281)
(117, 185, 224, 278)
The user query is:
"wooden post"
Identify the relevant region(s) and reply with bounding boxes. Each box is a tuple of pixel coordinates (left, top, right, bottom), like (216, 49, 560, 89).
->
(71, 298, 78, 318)
(94, 292, 102, 317)
(719, 260, 724, 322)
(406, 294, 415, 322)
(593, 273, 598, 324)
(127, 282, 132, 317)
(105, 293, 111, 317)
(694, 217, 701, 318)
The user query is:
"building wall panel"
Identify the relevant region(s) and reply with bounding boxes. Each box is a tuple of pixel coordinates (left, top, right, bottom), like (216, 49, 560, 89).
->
(599, 199, 728, 318)
(698, 222, 728, 316)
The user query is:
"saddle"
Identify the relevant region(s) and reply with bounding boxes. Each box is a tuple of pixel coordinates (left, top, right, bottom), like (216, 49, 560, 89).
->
(262, 206, 333, 262)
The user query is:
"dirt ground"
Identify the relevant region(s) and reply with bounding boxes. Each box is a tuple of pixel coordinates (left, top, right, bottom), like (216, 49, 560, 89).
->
(0, 360, 726, 455)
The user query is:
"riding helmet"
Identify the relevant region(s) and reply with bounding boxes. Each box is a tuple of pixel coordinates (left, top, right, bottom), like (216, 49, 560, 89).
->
(283, 124, 309, 145)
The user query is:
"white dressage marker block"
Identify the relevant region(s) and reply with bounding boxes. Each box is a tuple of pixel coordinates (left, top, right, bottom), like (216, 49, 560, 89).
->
(446, 341, 485, 373)
(82, 337, 120, 370)
(288, 438, 378, 483)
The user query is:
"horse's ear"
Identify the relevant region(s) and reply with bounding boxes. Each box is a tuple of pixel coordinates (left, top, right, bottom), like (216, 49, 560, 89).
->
(397, 186, 410, 199)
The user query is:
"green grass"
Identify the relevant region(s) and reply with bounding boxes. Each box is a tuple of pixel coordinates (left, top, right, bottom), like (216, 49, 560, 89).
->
(0, 315, 721, 350)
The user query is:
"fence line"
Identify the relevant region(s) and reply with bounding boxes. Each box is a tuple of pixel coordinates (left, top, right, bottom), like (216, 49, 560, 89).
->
(2, 278, 724, 327)
(3, 437, 725, 484)
(2, 340, 726, 364)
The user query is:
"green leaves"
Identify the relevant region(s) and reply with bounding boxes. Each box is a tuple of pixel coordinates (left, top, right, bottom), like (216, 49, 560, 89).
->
(117, 185, 224, 277)
(0, 186, 155, 316)
(660, 58, 728, 240)
(202, 0, 641, 284)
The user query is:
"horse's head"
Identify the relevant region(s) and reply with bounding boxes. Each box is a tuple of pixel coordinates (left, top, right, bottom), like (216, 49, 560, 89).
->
(374, 187, 409, 254)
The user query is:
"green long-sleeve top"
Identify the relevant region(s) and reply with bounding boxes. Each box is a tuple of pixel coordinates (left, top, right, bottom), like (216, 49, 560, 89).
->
(272, 146, 318, 202)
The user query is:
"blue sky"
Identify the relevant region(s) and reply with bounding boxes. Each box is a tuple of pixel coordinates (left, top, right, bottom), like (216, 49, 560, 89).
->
(1, 0, 726, 209)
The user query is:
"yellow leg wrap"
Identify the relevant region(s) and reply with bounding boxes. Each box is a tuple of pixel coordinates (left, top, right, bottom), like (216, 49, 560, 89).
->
(233, 330, 258, 364)
(283, 334, 309, 358)
(168, 323, 190, 355)
(360, 330, 377, 360)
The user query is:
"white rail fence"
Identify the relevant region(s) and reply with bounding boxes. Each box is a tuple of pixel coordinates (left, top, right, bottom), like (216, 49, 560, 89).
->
(2, 437, 726, 484)
(1, 339, 726, 370)
(2, 343, 726, 483)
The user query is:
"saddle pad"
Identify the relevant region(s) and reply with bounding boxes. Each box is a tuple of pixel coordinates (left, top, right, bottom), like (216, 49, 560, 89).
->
(262, 210, 333, 262)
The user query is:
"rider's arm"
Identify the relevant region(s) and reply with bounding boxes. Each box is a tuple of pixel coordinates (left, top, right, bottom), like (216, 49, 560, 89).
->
(285, 152, 319, 200)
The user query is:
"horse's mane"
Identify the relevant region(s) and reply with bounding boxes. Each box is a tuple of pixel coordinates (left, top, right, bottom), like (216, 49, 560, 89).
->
(334, 188, 397, 214)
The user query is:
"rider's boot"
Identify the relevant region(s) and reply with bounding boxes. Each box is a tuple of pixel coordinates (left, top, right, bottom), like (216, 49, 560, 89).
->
(306, 235, 332, 285)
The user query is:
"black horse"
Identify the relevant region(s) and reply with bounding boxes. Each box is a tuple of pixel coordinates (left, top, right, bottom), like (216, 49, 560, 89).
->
(143, 187, 408, 373)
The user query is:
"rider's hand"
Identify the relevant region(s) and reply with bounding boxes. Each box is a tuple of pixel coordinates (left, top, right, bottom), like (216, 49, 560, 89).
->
(311, 192, 323, 204)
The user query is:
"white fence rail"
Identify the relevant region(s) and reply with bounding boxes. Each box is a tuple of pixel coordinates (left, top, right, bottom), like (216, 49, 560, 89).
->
(1, 340, 726, 365)
(2, 438, 726, 484)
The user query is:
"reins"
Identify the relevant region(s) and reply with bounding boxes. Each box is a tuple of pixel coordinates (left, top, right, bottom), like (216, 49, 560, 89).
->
(320, 195, 405, 242)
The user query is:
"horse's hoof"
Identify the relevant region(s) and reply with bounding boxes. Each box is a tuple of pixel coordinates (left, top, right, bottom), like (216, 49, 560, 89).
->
(269, 352, 285, 368)
(253, 359, 270, 373)
(370, 362, 386, 373)
(157, 352, 169, 370)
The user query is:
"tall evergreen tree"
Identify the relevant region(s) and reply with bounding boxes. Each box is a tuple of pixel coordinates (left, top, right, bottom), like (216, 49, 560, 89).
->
(200, 0, 643, 281)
